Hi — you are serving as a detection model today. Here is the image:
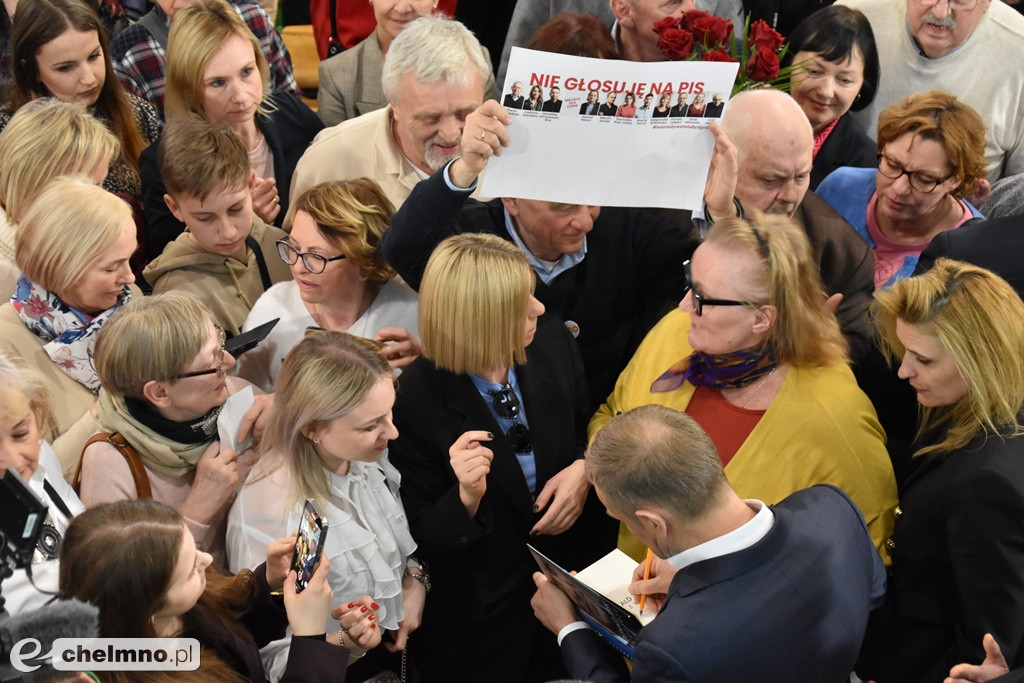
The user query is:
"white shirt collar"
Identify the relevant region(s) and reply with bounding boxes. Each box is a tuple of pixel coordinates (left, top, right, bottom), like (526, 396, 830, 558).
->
(666, 500, 774, 571)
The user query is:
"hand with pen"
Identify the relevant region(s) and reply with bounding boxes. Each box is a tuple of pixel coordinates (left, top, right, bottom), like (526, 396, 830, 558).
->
(450, 430, 494, 518)
(628, 554, 678, 616)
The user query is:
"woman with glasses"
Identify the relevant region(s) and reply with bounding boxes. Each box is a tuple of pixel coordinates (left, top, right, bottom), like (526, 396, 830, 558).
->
(591, 215, 897, 562)
(857, 259, 1024, 681)
(388, 233, 615, 682)
(229, 330, 421, 681)
(76, 291, 271, 568)
(817, 90, 986, 288)
(234, 179, 419, 392)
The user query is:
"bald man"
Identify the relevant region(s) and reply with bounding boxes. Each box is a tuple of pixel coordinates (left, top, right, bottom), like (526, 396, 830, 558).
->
(702, 89, 875, 359)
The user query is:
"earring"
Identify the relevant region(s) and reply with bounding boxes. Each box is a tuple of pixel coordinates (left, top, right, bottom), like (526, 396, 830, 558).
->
(313, 436, 321, 444)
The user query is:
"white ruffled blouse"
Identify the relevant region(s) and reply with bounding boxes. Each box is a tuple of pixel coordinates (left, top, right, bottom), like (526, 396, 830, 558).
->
(226, 452, 417, 632)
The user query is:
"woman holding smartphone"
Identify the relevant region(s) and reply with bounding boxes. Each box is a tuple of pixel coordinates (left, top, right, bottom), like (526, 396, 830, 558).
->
(60, 499, 377, 682)
(228, 330, 426, 681)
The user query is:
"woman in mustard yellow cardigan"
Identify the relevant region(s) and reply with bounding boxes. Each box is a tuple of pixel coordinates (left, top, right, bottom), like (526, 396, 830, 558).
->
(590, 215, 897, 562)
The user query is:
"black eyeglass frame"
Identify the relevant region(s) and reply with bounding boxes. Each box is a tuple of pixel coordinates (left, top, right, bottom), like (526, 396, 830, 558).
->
(683, 260, 760, 317)
(876, 154, 955, 194)
(174, 325, 227, 379)
(276, 239, 347, 274)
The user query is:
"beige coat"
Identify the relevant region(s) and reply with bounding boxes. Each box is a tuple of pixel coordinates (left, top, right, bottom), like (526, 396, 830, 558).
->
(0, 285, 143, 479)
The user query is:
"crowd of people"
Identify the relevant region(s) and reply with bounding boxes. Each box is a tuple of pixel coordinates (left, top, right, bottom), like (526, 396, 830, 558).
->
(2, 0, 1024, 682)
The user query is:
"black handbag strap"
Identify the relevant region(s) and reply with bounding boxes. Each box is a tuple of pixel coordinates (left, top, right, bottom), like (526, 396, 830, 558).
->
(246, 235, 273, 292)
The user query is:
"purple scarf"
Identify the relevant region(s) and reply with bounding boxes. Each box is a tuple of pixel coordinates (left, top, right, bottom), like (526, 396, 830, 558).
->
(651, 347, 778, 394)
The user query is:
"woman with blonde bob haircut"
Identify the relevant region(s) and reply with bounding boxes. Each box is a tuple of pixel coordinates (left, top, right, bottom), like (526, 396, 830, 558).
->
(858, 259, 1024, 681)
(592, 214, 897, 562)
(0, 177, 138, 475)
(230, 330, 423, 680)
(236, 179, 419, 391)
(141, 0, 323, 258)
(389, 233, 615, 681)
(78, 291, 270, 568)
(418, 232, 533, 374)
(0, 99, 118, 298)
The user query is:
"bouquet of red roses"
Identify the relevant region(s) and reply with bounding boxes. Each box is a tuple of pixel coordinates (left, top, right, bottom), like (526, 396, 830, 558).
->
(653, 12, 796, 95)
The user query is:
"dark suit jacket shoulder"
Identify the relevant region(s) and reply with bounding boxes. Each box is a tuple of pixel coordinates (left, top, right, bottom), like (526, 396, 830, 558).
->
(858, 431, 1024, 681)
(141, 92, 323, 259)
(542, 99, 563, 112)
(811, 113, 876, 191)
(794, 192, 875, 360)
(562, 485, 886, 682)
(915, 215, 1024, 296)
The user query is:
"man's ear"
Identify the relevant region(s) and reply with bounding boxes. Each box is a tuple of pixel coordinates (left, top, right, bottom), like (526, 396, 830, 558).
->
(501, 197, 520, 217)
(142, 379, 172, 410)
(633, 506, 670, 553)
(609, 0, 635, 28)
(163, 194, 184, 223)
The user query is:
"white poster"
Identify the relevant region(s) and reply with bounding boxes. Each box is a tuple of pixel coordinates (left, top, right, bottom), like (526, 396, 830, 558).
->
(480, 48, 739, 210)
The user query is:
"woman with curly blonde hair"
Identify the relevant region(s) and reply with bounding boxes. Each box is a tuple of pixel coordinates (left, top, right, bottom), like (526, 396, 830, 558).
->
(234, 178, 419, 391)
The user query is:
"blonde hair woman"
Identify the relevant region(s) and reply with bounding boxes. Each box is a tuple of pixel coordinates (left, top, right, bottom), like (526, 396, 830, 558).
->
(388, 233, 614, 681)
(0, 177, 137, 475)
(858, 259, 1024, 681)
(591, 215, 897, 561)
(141, 0, 323, 259)
(229, 330, 422, 681)
(78, 291, 270, 568)
(235, 179, 419, 391)
(0, 352, 85, 615)
(0, 98, 118, 299)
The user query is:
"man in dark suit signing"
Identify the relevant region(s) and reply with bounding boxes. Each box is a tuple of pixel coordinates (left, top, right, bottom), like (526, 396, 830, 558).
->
(541, 86, 562, 112)
(531, 405, 887, 682)
(503, 81, 525, 108)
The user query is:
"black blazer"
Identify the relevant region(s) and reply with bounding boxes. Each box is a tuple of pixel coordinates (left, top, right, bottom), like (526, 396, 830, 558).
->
(389, 313, 615, 681)
(140, 92, 324, 259)
(542, 99, 563, 113)
(579, 102, 599, 115)
(669, 104, 688, 117)
(857, 429, 1024, 682)
(915, 215, 1024, 297)
(810, 113, 876, 191)
(503, 94, 525, 109)
(598, 103, 617, 116)
(704, 100, 725, 117)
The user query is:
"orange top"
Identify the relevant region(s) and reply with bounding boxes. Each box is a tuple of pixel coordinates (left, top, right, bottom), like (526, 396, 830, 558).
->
(685, 385, 765, 467)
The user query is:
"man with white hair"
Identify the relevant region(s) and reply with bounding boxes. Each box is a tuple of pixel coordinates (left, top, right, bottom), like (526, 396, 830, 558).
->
(838, 0, 1024, 182)
(704, 89, 875, 358)
(285, 15, 491, 223)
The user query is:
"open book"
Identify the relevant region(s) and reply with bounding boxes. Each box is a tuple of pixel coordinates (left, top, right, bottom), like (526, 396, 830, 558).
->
(528, 545, 654, 659)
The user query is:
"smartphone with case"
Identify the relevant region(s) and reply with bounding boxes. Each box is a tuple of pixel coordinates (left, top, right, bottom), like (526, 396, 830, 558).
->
(291, 499, 328, 592)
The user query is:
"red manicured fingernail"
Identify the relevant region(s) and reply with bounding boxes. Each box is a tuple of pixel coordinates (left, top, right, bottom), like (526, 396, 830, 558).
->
(361, 606, 367, 613)
(371, 624, 376, 630)
(371, 602, 379, 610)
(347, 602, 355, 608)
(368, 615, 374, 621)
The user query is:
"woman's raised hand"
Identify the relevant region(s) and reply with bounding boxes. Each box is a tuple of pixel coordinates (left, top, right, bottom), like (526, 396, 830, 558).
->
(450, 430, 494, 517)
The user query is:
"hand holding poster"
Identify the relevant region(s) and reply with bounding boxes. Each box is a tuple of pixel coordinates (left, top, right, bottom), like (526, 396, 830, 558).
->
(479, 48, 739, 210)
